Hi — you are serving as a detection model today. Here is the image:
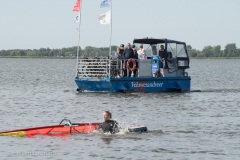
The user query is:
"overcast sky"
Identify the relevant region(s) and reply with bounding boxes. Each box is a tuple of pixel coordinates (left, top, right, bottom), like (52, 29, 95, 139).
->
(0, 0, 239, 50)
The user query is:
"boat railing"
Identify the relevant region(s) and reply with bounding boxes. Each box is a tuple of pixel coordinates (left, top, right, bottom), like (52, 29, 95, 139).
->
(76, 58, 140, 78)
(77, 58, 110, 78)
(76, 57, 188, 78)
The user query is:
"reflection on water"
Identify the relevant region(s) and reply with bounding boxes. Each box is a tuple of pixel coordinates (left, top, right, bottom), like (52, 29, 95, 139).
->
(101, 136, 113, 144)
(0, 58, 240, 160)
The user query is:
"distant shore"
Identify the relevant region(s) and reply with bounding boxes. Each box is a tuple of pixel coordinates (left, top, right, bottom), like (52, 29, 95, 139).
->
(0, 56, 76, 59)
(1, 56, 239, 59)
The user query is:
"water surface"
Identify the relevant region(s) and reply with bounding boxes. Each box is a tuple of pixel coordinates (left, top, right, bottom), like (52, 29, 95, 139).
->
(0, 58, 240, 160)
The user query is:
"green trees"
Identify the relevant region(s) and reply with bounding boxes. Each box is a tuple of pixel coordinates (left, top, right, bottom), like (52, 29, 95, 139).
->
(0, 44, 239, 58)
(187, 45, 200, 57)
(187, 43, 239, 58)
(202, 46, 214, 57)
(224, 43, 239, 57)
(213, 45, 222, 57)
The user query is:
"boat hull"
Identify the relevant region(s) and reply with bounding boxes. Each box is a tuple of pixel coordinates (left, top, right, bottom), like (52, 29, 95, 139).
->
(0, 122, 101, 137)
(75, 77, 191, 92)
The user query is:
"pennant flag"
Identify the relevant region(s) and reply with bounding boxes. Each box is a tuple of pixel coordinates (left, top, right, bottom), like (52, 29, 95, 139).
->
(100, 0, 111, 8)
(73, 0, 80, 12)
(98, 10, 111, 24)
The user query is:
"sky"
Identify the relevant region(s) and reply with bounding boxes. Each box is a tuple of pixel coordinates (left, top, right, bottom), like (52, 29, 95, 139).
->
(0, 0, 240, 50)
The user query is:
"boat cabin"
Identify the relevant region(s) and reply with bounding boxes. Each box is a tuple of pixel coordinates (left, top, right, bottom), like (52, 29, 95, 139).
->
(131, 38, 190, 77)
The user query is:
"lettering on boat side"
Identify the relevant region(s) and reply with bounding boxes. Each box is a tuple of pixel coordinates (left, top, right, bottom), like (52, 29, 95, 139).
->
(131, 81, 163, 88)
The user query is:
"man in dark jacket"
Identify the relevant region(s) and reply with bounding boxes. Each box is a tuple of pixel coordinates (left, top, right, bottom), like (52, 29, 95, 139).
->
(123, 43, 134, 76)
(158, 44, 167, 68)
(123, 43, 134, 59)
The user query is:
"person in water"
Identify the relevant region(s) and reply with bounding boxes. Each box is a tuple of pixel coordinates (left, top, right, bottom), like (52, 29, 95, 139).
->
(99, 111, 119, 134)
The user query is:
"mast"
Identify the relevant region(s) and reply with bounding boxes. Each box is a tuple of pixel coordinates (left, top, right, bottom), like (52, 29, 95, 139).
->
(108, 0, 112, 78)
(109, 0, 112, 57)
(76, 0, 82, 70)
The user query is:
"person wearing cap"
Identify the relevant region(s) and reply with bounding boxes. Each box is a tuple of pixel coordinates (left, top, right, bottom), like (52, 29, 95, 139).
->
(120, 44, 124, 49)
(137, 45, 147, 59)
(116, 44, 125, 77)
(132, 45, 138, 59)
(117, 44, 125, 59)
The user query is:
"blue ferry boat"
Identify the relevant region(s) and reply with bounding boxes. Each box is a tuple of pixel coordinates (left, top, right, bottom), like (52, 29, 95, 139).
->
(75, 38, 190, 92)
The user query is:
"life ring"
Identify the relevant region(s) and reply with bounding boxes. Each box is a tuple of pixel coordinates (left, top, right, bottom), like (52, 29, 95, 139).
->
(126, 58, 136, 72)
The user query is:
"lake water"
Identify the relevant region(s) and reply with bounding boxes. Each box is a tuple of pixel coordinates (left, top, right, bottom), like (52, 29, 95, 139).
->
(0, 58, 240, 160)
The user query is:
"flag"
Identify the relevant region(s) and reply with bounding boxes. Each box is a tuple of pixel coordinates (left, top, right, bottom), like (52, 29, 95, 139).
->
(98, 10, 111, 24)
(100, 0, 111, 8)
(73, 0, 80, 12)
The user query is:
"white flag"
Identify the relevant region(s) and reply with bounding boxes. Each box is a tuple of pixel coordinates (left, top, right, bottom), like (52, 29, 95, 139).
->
(98, 10, 111, 25)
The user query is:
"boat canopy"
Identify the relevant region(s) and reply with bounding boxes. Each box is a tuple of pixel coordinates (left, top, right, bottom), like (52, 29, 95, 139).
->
(133, 38, 186, 45)
(133, 37, 189, 58)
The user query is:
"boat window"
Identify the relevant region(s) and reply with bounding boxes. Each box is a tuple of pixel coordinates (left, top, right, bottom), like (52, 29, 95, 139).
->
(167, 43, 187, 58)
(167, 43, 176, 57)
(176, 44, 187, 57)
(135, 44, 152, 56)
(145, 45, 152, 56)
(151, 45, 158, 55)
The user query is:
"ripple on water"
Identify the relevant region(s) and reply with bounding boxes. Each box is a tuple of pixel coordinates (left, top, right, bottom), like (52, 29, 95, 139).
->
(1, 59, 240, 159)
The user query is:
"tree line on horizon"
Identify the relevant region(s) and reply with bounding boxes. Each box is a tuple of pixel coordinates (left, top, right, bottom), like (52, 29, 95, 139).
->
(187, 43, 239, 57)
(0, 43, 239, 58)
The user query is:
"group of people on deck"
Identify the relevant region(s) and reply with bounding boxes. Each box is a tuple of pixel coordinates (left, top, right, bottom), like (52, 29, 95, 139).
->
(114, 43, 173, 77)
(116, 43, 172, 61)
(115, 43, 147, 77)
(116, 43, 147, 60)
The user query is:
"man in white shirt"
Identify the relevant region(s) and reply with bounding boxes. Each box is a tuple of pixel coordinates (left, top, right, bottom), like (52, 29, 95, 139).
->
(137, 45, 146, 59)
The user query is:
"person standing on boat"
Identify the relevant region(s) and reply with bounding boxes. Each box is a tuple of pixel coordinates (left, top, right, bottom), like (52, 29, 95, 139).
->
(158, 44, 167, 68)
(132, 44, 138, 59)
(137, 45, 147, 59)
(117, 44, 125, 59)
(123, 43, 134, 59)
(117, 44, 125, 77)
(123, 43, 134, 77)
(99, 111, 119, 134)
(132, 44, 138, 77)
